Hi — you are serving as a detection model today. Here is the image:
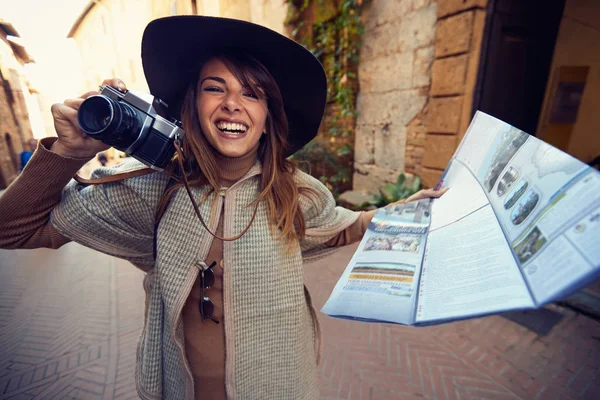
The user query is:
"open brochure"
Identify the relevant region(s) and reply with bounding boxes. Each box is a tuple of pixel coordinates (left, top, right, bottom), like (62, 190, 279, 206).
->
(322, 111, 600, 326)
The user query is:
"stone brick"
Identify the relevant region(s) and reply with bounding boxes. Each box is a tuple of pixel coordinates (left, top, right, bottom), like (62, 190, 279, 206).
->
(362, 0, 415, 30)
(404, 108, 426, 174)
(407, 108, 427, 142)
(0, 71, 23, 188)
(354, 124, 376, 165)
(436, 11, 474, 57)
(359, 52, 414, 93)
(430, 55, 468, 96)
(357, 90, 427, 127)
(337, 190, 375, 209)
(422, 133, 457, 169)
(218, 0, 251, 20)
(405, 145, 425, 174)
(412, 0, 435, 10)
(374, 124, 407, 170)
(413, 46, 435, 87)
(427, 96, 463, 133)
(353, 163, 402, 193)
(460, 9, 487, 139)
(361, 20, 403, 60)
(361, 5, 437, 59)
(421, 167, 444, 188)
(407, 117, 427, 145)
(400, 5, 438, 51)
(437, 0, 487, 18)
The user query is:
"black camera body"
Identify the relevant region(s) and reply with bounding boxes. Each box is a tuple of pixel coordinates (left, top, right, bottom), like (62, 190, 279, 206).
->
(77, 85, 185, 170)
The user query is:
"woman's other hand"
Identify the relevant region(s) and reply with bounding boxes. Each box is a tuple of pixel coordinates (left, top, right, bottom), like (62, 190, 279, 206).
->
(404, 187, 448, 203)
(384, 187, 449, 209)
(50, 78, 127, 159)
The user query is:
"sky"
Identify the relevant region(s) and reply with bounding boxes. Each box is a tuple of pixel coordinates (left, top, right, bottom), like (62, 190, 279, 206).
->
(1, 0, 90, 97)
(1, 0, 91, 136)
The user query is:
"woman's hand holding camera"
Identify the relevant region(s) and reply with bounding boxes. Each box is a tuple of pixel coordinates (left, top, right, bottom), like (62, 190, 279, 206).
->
(50, 78, 127, 159)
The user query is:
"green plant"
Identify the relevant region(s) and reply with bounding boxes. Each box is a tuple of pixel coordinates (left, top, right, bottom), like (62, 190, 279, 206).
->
(292, 140, 352, 198)
(366, 173, 422, 208)
(285, 0, 367, 196)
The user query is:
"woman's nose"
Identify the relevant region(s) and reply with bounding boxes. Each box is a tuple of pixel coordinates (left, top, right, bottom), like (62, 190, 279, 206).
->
(222, 93, 241, 113)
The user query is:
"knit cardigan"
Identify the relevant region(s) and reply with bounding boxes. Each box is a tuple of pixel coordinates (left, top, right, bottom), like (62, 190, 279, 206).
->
(49, 157, 359, 399)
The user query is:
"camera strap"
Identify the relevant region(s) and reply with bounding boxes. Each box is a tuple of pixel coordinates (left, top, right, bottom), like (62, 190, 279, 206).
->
(173, 139, 260, 242)
(72, 142, 260, 262)
(73, 168, 156, 185)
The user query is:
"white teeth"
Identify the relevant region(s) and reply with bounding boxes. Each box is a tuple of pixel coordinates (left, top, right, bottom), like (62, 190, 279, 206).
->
(216, 121, 248, 133)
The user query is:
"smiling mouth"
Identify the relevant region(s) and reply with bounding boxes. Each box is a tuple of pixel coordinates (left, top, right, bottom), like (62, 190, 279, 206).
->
(216, 121, 248, 135)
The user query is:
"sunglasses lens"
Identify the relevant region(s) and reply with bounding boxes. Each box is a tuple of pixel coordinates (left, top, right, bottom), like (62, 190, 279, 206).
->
(200, 296, 217, 321)
(202, 268, 215, 288)
(198, 262, 219, 323)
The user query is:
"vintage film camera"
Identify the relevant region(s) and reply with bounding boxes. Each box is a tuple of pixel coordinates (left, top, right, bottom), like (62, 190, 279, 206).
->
(77, 85, 185, 170)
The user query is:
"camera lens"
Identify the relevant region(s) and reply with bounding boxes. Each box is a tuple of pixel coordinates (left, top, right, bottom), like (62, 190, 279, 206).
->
(78, 95, 143, 149)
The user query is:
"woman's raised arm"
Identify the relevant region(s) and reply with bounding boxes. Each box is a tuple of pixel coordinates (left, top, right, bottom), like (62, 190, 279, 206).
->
(0, 138, 89, 248)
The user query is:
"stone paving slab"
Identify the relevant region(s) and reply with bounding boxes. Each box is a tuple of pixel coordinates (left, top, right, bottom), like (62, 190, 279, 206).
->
(1, 243, 599, 399)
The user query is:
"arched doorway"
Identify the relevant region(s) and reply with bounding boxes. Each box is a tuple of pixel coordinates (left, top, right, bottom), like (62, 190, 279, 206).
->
(473, 0, 566, 135)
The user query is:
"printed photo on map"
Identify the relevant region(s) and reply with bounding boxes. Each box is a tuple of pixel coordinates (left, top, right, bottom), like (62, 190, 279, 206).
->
(383, 199, 431, 225)
(496, 166, 520, 197)
(482, 127, 529, 192)
(351, 261, 416, 278)
(504, 180, 529, 209)
(510, 189, 540, 225)
(513, 226, 547, 264)
(364, 234, 422, 253)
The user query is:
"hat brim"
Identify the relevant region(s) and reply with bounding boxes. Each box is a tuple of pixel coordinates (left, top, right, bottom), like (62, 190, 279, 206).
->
(141, 16, 327, 157)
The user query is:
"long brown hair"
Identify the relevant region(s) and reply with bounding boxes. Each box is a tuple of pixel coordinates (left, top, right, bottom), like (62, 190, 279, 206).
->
(176, 51, 318, 246)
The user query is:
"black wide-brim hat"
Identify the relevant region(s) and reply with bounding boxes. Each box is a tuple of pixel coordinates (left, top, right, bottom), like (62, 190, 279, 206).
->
(141, 16, 327, 157)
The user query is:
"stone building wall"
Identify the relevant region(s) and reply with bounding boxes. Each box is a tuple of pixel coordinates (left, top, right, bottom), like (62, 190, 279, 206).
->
(71, 0, 154, 93)
(67, 0, 489, 192)
(421, 0, 487, 188)
(0, 69, 22, 188)
(353, 0, 437, 193)
(352, 0, 488, 193)
(0, 31, 35, 188)
(70, 0, 288, 95)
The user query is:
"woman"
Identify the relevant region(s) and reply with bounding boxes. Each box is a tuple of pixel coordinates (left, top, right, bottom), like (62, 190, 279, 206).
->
(0, 16, 445, 399)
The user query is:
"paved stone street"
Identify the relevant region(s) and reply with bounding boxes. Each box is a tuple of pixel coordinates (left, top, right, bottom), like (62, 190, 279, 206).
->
(1, 243, 599, 399)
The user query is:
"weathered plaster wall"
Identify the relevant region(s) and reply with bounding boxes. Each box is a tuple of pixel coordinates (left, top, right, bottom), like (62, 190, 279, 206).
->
(353, 0, 437, 193)
(72, 0, 288, 95)
(0, 32, 36, 188)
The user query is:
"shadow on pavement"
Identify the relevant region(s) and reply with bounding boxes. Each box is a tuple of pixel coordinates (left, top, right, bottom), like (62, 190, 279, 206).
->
(502, 307, 564, 336)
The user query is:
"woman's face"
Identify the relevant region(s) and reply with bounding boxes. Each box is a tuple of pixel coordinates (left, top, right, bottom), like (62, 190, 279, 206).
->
(196, 58, 268, 158)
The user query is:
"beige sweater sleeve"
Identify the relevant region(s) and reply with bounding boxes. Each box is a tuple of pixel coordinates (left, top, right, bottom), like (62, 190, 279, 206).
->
(0, 137, 91, 249)
(325, 209, 376, 247)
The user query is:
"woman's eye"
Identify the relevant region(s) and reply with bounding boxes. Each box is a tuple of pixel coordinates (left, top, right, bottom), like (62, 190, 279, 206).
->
(203, 86, 223, 93)
(244, 92, 259, 99)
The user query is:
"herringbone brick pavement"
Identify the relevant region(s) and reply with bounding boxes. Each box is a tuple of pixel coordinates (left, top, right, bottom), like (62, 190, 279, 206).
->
(1, 243, 599, 399)
(306, 243, 600, 400)
(0, 244, 144, 400)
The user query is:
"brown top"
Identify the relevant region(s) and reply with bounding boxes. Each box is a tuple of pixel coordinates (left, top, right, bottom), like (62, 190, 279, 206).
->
(0, 138, 89, 250)
(0, 138, 375, 399)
